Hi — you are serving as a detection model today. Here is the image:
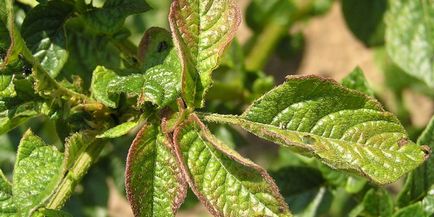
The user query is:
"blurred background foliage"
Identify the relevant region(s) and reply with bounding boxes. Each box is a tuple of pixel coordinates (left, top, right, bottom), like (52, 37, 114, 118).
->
(3, 0, 434, 216)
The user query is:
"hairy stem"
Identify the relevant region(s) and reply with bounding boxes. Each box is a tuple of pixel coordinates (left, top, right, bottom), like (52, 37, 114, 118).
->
(46, 140, 105, 209)
(196, 112, 241, 125)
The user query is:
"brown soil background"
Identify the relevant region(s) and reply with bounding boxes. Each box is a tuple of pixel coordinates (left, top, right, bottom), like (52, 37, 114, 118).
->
(107, 1, 434, 216)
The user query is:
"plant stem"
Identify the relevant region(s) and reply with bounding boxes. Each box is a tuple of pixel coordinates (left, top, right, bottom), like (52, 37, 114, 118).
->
(244, 0, 327, 72)
(206, 82, 247, 101)
(4, 0, 96, 106)
(21, 46, 93, 105)
(112, 38, 138, 61)
(394, 91, 412, 127)
(244, 22, 288, 72)
(46, 140, 105, 209)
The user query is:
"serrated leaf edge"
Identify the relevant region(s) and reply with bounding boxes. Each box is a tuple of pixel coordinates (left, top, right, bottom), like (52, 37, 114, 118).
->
(173, 113, 290, 216)
(125, 124, 188, 216)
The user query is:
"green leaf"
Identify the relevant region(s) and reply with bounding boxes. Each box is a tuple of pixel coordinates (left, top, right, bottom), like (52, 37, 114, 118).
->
(201, 75, 427, 185)
(398, 116, 434, 207)
(91, 66, 119, 108)
(345, 177, 367, 194)
(0, 0, 7, 28)
(349, 188, 393, 217)
(395, 187, 434, 216)
(341, 0, 386, 46)
(173, 114, 291, 217)
(294, 187, 331, 217)
(0, 101, 45, 135)
(0, 169, 16, 215)
(137, 27, 174, 69)
(0, 20, 10, 52)
(108, 28, 181, 108)
(13, 130, 64, 216)
(245, 0, 294, 32)
(393, 203, 425, 217)
(245, 0, 332, 33)
(21, 1, 74, 78)
(82, 0, 151, 34)
(271, 166, 324, 198)
(271, 167, 331, 217)
(385, 0, 434, 88)
(169, 0, 241, 108)
(108, 50, 181, 108)
(373, 48, 422, 94)
(62, 166, 110, 216)
(125, 124, 187, 217)
(0, 0, 25, 69)
(422, 186, 434, 215)
(37, 209, 73, 217)
(96, 121, 138, 138)
(0, 75, 16, 98)
(341, 67, 374, 96)
(61, 23, 122, 89)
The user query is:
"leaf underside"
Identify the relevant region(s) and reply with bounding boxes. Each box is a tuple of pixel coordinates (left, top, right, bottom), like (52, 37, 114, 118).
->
(169, 0, 241, 108)
(202, 75, 427, 185)
(174, 114, 291, 217)
(125, 124, 187, 217)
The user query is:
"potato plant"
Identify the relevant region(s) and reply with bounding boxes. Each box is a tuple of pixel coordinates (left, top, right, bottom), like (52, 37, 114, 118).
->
(0, 0, 433, 216)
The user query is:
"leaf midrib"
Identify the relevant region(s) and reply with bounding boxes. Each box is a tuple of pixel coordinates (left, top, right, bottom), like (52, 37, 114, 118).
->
(150, 138, 158, 215)
(204, 114, 408, 155)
